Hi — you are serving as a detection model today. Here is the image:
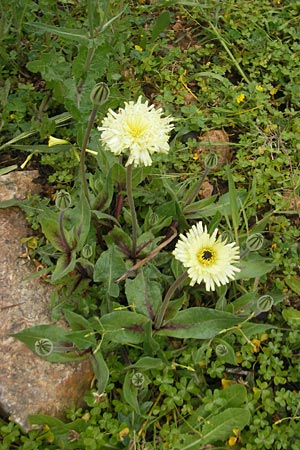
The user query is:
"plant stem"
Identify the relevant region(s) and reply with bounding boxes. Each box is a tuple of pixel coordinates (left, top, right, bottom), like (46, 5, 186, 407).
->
(80, 107, 98, 205)
(209, 21, 251, 85)
(184, 166, 210, 207)
(126, 164, 138, 260)
(154, 271, 188, 329)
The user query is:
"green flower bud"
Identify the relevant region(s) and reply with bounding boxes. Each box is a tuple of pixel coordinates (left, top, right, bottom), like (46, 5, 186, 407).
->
(149, 212, 159, 225)
(220, 230, 234, 243)
(82, 244, 93, 259)
(35, 338, 54, 356)
(90, 82, 110, 106)
(215, 343, 228, 357)
(246, 233, 264, 251)
(257, 295, 274, 312)
(131, 372, 145, 388)
(204, 153, 218, 169)
(55, 190, 72, 210)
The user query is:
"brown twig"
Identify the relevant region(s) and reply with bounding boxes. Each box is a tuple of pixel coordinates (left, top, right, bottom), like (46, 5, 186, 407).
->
(116, 228, 178, 283)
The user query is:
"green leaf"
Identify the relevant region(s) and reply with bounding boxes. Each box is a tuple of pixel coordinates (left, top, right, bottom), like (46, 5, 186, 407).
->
(183, 195, 217, 219)
(93, 245, 126, 297)
(237, 254, 275, 279)
(26, 50, 70, 82)
(164, 295, 186, 322)
(123, 371, 140, 414)
(197, 70, 232, 87)
(0, 199, 20, 208)
(28, 414, 86, 445)
(0, 164, 18, 175)
(63, 309, 94, 331)
(92, 210, 120, 227)
(201, 407, 250, 445)
(11, 325, 85, 363)
(27, 22, 89, 43)
(225, 165, 240, 235)
(104, 226, 132, 250)
(285, 277, 300, 295)
(241, 322, 276, 338)
(66, 330, 96, 350)
(128, 356, 164, 371)
(99, 311, 149, 344)
(195, 191, 247, 219)
(70, 192, 91, 252)
(151, 11, 171, 41)
(143, 320, 161, 354)
(39, 210, 68, 252)
(125, 270, 162, 319)
(92, 351, 109, 394)
(51, 251, 77, 282)
(157, 307, 241, 339)
(214, 338, 237, 365)
(282, 307, 300, 325)
(218, 383, 248, 407)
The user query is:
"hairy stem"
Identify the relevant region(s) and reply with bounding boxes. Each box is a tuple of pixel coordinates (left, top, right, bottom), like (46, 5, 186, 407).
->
(184, 166, 210, 207)
(154, 271, 189, 329)
(80, 107, 98, 205)
(126, 164, 138, 260)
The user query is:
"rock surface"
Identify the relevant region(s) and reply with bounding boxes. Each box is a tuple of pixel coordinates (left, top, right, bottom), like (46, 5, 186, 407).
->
(0, 171, 93, 430)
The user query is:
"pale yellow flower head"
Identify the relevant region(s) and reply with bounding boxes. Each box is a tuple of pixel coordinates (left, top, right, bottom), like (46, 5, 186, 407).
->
(98, 96, 174, 167)
(173, 221, 240, 291)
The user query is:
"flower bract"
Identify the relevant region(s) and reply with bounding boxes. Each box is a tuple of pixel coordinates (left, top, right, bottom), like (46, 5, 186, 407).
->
(173, 221, 240, 291)
(98, 96, 174, 167)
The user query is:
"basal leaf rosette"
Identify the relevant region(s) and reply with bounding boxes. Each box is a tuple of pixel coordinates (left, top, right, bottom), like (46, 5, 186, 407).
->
(98, 96, 174, 167)
(173, 221, 240, 291)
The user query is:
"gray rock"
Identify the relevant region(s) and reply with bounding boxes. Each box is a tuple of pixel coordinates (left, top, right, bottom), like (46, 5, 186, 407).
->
(0, 171, 93, 430)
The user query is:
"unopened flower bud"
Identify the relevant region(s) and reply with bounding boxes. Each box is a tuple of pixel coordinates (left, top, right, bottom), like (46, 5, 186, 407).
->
(246, 233, 264, 251)
(215, 344, 228, 357)
(48, 136, 69, 147)
(82, 244, 93, 259)
(90, 82, 110, 106)
(149, 212, 158, 225)
(131, 372, 145, 388)
(55, 190, 72, 210)
(220, 230, 234, 243)
(204, 153, 218, 169)
(35, 338, 54, 356)
(257, 295, 274, 312)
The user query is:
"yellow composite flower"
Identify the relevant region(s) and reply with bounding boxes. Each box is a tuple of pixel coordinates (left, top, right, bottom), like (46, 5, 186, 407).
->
(98, 96, 174, 167)
(172, 221, 240, 291)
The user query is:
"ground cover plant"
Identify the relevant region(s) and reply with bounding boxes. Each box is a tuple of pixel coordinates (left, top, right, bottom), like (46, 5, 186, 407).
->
(1, 0, 300, 448)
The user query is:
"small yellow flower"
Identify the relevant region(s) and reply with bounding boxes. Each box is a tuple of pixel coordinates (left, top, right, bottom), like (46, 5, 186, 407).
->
(228, 435, 237, 446)
(228, 428, 240, 446)
(251, 338, 261, 353)
(236, 93, 245, 104)
(255, 84, 264, 92)
(118, 428, 130, 442)
(221, 378, 234, 389)
(270, 86, 279, 96)
(134, 44, 143, 52)
(48, 136, 69, 147)
(173, 221, 240, 291)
